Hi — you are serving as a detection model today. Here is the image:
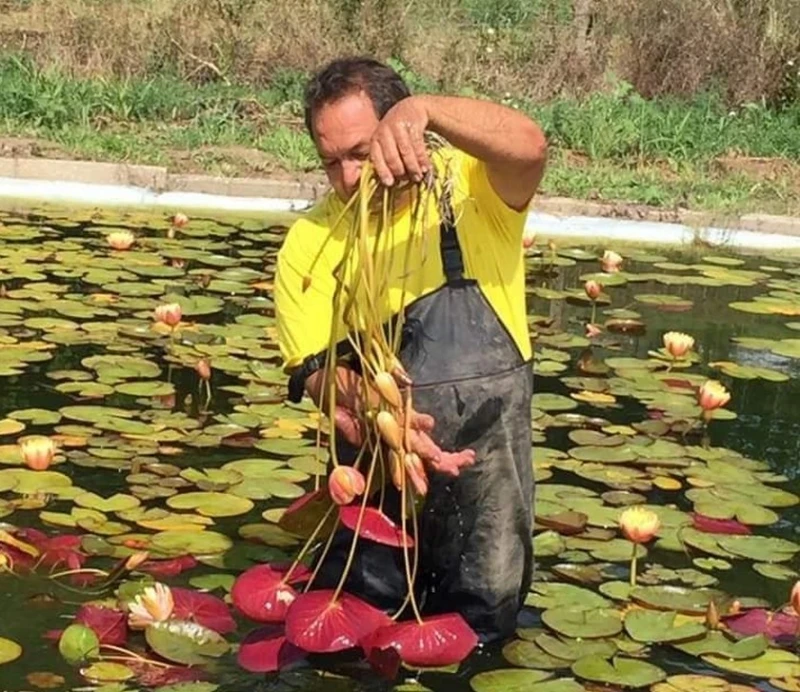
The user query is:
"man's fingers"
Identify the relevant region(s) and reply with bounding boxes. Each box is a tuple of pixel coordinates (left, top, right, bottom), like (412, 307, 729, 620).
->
(334, 406, 364, 446)
(375, 131, 406, 183)
(410, 411, 435, 432)
(370, 140, 394, 188)
(393, 123, 424, 183)
(409, 429, 442, 464)
(432, 449, 477, 477)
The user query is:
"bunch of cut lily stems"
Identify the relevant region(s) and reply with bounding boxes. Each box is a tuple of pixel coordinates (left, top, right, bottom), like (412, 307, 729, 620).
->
(300, 135, 457, 624)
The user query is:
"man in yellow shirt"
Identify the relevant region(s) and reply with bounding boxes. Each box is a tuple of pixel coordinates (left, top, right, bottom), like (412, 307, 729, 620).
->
(275, 56, 547, 642)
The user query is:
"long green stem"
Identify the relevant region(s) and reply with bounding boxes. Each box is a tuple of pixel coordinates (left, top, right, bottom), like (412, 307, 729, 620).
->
(629, 542, 638, 587)
(591, 300, 596, 325)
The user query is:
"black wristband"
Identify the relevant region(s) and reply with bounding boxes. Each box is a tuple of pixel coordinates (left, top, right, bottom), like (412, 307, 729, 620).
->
(287, 354, 324, 404)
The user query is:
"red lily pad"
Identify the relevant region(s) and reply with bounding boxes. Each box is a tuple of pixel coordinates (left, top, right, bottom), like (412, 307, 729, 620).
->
(692, 513, 752, 535)
(171, 587, 236, 634)
(137, 555, 198, 578)
(231, 564, 298, 623)
(17, 529, 85, 569)
(338, 506, 414, 548)
(724, 609, 799, 644)
(271, 562, 313, 584)
(237, 626, 306, 673)
(362, 613, 478, 668)
(74, 605, 128, 646)
(285, 589, 392, 653)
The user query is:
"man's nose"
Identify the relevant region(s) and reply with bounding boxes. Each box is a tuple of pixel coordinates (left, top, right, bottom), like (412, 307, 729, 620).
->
(341, 159, 363, 195)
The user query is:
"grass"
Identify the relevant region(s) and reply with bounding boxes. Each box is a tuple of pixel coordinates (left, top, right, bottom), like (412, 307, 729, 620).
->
(0, 55, 799, 216)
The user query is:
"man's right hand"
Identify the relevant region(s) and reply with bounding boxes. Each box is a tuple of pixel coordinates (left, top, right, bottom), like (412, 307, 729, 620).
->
(305, 365, 476, 476)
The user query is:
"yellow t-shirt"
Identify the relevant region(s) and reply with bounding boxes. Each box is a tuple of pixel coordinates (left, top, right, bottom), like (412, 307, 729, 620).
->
(275, 147, 532, 373)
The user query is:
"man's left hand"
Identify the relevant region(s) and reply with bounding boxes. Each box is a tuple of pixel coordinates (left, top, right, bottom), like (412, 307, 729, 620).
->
(370, 97, 431, 188)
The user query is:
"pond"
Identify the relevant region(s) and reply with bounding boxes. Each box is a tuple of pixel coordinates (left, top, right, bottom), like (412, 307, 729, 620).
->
(0, 203, 798, 692)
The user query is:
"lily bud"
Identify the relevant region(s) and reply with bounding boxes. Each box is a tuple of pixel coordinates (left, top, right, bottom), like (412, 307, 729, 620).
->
(404, 452, 428, 496)
(124, 551, 150, 571)
(706, 600, 720, 629)
(376, 411, 403, 452)
(195, 358, 212, 381)
(328, 465, 366, 506)
(663, 331, 695, 359)
(619, 506, 661, 544)
(522, 227, 536, 250)
(374, 372, 402, 408)
(584, 280, 602, 301)
(172, 213, 189, 228)
(791, 581, 800, 616)
(389, 357, 413, 387)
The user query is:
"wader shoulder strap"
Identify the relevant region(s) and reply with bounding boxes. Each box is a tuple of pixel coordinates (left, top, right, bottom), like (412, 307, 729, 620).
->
(439, 197, 465, 284)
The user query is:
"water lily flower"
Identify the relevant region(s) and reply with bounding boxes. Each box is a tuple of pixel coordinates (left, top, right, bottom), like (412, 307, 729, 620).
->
(107, 230, 135, 250)
(619, 506, 661, 544)
(698, 380, 731, 416)
(19, 436, 56, 471)
(328, 465, 366, 505)
(522, 227, 536, 249)
(172, 212, 189, 228)
(791, 581, 800, 616)
(620, 506, 660, 586)
(128, 582, 174, 629)
(601, 250, 623, 273)
(195, 358, 212, 381)
(663, 331, 695, 359)
(154, 303, 182, 327)
(584, 280, 602, 301)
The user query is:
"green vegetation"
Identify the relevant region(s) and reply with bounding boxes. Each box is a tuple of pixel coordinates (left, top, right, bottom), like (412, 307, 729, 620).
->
(1, 0, 799, 214)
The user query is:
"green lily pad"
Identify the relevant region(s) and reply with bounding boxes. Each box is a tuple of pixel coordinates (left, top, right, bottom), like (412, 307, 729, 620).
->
(58, 624, 100, 665)
(149, 530, 233, 557)
(753, 562, 798, 580)
(145, 620, 229, 666)
(74, 492, 140, 513)
(81, 661, 135, 682)
(542, 606, 622, 638)
(166, 492, 255, 518)
(674, 632, 767, 659)
(502, 639, 572, 670)
(624, 609, 706, 643)
(569, 445, 639, 464)
(115, 381, 176, 397)
(572, 655, 666, 687)
(470, 669, 551, 692)
(531, 394, 579, 412)
(630, 585, 728, 614)
(0, 637, 22, 665)
(526, 583, 611, 610)
(702, 649, 800, 678)
(535, 633, 617, 661)
(716, 534, 799, 562)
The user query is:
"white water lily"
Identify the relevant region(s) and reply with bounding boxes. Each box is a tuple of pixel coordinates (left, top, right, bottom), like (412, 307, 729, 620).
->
(128, 582, 174, 629)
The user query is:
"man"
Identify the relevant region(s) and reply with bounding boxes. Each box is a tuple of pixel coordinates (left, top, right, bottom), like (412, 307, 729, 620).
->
(275, 56, 547, 643)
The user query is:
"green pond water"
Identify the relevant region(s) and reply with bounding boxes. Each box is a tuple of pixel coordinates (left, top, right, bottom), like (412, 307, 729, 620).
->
(0, 204, 799, 692)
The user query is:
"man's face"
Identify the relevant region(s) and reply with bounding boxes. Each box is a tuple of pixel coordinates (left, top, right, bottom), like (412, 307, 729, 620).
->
(312, 90, 379, 202)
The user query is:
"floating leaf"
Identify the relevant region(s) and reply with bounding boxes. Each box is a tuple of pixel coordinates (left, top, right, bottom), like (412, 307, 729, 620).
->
(166, 492, 254, 518)
(58, 624, 100, 665)
(145, 620, 229, 666)
(624, 609, 706, 643)
(237, 625, 305, 673)
(572, 655, 666, 687)
(0, 637, 22, 665)
(542, 606, 622, 638)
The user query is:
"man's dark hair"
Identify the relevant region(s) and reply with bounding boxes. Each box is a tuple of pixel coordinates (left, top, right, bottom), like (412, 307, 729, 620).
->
(303, 56, 411, 137)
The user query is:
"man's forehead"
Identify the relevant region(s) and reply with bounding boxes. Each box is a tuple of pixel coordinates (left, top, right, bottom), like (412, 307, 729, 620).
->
(313, 91, 378, 156)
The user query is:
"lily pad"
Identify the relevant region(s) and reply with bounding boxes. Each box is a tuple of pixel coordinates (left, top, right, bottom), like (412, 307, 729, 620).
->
(167, 492, 255, 518)
(572, 655, 666, 687)
(542, 606, 622, 638)
(624, 609, 706, 643)
(0, 637, 22, 665)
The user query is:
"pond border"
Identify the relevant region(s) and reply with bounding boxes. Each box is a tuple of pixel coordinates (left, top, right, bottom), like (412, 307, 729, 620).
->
(2, 156, 800, 251)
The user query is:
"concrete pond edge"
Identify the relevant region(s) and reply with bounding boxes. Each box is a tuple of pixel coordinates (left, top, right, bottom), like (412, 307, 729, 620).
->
(2, 156, 800, 251)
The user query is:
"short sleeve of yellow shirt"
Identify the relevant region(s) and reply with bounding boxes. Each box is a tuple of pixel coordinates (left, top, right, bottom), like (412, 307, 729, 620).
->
(275, 148, 532, 373)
